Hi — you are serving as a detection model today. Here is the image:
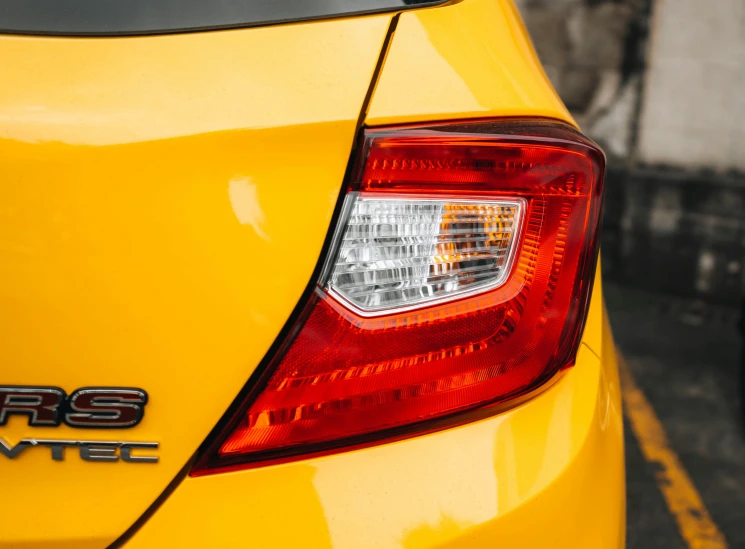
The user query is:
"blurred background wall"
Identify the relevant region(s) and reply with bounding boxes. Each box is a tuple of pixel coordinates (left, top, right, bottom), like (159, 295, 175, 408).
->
(516, 0, 745, 302)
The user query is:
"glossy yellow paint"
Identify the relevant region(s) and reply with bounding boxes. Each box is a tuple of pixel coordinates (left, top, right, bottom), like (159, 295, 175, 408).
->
(366, 0, 573, 126)
(124, 323, 624, 549)
(0, 16, 391, 549)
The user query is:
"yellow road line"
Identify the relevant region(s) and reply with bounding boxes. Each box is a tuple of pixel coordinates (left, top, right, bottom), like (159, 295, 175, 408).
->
(619, 357, 728, 549)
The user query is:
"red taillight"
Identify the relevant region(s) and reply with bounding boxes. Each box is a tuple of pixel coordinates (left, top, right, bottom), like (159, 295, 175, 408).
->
(193, 119, 605, 474)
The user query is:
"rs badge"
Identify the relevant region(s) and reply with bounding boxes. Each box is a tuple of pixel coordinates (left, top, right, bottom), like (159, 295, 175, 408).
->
(0, 385, 158, 463)
(0, 386, 147, 428)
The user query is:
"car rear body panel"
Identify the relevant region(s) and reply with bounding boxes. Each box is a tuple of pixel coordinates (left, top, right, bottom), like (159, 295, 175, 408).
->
(0, 0, 624, 547)
(0, 16, 390, 548)
(120, 2, 623, 546)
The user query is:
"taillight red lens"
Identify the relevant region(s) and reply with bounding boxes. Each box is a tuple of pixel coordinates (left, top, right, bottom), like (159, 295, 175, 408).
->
(193, 119, 604, 474)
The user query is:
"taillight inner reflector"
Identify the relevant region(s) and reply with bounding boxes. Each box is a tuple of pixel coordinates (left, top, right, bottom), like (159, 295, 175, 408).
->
(328, 196, 524, 314)
(193, 119, 605, 474)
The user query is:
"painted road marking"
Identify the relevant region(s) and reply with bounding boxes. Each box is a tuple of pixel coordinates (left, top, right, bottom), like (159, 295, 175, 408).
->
(619, 357, 728, 549)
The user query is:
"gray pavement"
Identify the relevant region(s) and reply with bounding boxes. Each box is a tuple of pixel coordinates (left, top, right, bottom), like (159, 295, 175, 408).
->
(605, 282, 745, 548)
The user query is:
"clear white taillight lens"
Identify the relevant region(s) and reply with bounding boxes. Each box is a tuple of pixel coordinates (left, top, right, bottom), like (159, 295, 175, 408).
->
(328, 197, 524, 314)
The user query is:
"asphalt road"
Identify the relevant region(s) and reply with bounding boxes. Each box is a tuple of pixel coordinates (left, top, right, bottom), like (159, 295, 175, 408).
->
(605, 282, 745, 548)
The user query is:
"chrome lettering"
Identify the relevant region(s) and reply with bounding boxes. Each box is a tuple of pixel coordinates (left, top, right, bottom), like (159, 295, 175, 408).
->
(0, 438, 158, 463)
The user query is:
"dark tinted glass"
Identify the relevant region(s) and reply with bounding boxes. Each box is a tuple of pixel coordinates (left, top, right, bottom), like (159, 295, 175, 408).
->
(0, 0, 447, 36)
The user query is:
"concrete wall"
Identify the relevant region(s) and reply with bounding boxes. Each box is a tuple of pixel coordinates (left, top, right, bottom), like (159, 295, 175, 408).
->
(518, 0, 643, 160)
(637, 0, 745, 171)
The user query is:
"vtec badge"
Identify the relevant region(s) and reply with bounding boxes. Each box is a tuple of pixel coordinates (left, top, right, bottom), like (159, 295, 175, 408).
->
(0, 385, 158, 463)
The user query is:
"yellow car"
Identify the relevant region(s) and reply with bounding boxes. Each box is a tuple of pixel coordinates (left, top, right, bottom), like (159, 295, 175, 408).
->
(0, 0, 624, 547)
